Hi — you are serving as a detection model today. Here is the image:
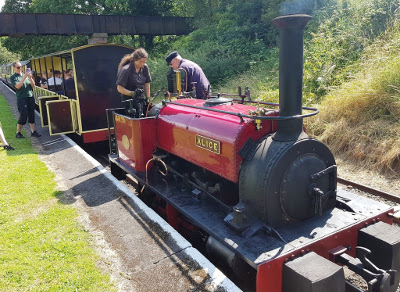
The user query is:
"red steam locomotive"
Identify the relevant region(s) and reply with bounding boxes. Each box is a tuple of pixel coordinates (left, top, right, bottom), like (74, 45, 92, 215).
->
(108, 15, 400, 292)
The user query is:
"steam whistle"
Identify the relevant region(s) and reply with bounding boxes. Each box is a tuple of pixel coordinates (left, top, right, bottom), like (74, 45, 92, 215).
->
(248, 101, 266, 131)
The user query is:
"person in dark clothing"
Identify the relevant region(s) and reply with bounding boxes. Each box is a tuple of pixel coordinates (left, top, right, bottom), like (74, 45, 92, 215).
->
(64, 69, 75, 97)
(165, 51, 210, 99)
(10, 62, 41, 138)
(116, 48, 151, 117)
(64, 69, 74, 90)
(40, 71, 48, 89)
(31, 71, 41, 86)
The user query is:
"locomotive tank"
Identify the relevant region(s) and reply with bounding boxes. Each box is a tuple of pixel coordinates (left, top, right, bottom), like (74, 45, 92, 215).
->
(156, 98, 278, 183)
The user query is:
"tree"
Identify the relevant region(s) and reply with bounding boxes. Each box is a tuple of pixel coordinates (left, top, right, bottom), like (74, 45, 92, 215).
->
(0, 40, 20, 64)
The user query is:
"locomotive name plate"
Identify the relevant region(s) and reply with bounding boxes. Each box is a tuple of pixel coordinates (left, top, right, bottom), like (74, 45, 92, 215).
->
(195, 135, 220, 154)
(115, 115, 126, 123)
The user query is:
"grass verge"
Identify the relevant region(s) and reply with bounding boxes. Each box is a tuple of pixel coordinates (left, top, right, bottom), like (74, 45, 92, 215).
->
(0, 95, 116, 291)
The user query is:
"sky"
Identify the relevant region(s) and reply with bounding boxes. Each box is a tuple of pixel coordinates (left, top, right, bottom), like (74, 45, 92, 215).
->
(0, 0, 4, 11)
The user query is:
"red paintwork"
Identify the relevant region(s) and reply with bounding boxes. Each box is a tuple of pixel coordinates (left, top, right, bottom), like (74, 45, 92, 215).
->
(166, 203, 179, 230)
(154, 199, 196, 234)
(256, 212, 394, 292)
(114, 114, 157, 172)
(157, 99, 278, 183)
(82, 129, 110, 143)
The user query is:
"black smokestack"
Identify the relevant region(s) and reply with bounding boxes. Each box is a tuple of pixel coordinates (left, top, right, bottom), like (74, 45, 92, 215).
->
(272, 14, 311, 142)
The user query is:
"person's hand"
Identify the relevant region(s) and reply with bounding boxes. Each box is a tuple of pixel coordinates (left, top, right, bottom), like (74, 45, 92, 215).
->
(24, 69, 31, 78)
(135, 88, 144, 97)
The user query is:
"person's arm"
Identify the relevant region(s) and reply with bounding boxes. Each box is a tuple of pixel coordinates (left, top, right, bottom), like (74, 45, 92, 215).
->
(28, 74, 35, 88)
(144, 65, 151, 98)
(14, 74, 28, 89)
(116, 66, 136, 97)
(144, 83, 150, 98)
(117, 85, 135, 97)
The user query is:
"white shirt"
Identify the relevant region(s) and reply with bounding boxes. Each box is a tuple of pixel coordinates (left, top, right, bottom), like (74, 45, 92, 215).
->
(47, 77, 63, 86)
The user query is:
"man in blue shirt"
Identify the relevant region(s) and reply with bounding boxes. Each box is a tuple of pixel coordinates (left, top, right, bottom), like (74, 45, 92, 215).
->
(166, 51, 210, 99)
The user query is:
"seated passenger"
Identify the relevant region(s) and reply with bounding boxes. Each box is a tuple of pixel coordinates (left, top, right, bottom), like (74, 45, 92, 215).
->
(31, 71, 41, 86)
(40, 71, 48, 89)
(64, 69, 76, 98)
(64, 69, 75, 90)
(47, 70, 63, 91)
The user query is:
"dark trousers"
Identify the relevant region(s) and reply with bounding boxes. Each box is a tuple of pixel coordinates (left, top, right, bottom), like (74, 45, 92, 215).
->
(17, 97, 35, 125)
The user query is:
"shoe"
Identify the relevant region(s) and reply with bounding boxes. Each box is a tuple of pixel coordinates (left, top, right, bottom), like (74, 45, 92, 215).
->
(16, 132, 24, 138)
(4, 145, 14, 151)
(31, 131, 41, 137)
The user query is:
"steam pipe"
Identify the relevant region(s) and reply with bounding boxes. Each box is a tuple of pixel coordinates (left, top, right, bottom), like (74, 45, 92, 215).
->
(272, 14, 312, 141)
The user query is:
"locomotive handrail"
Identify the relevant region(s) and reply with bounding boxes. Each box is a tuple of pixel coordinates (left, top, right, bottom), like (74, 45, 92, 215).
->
(162, 100, 319, 121)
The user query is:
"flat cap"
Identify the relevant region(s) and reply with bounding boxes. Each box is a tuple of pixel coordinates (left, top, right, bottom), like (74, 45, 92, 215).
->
(166, 51, 178, 65)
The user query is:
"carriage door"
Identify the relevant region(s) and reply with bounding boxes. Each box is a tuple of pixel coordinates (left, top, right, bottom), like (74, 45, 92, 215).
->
(38, 95, 60, 127)
(46, 99, 77, 135)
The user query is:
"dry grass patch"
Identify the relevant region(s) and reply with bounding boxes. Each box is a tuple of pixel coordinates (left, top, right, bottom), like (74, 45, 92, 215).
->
(307, 61, 400, 174)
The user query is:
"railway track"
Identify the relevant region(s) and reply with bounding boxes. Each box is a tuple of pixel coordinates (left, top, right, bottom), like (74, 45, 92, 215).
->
(338, 177, 400, 203)
(338, 177, 400, 224)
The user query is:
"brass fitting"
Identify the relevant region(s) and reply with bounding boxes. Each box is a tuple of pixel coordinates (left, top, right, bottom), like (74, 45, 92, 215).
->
(248, 103, 266, 131)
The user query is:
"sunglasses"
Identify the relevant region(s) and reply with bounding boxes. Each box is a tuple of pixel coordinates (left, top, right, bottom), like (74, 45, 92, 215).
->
(15, 66, 21, 69)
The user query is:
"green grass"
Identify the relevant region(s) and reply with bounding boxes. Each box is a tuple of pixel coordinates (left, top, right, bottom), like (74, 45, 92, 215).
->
(0, 95, 116, 291)
(305, 17, 400, 174)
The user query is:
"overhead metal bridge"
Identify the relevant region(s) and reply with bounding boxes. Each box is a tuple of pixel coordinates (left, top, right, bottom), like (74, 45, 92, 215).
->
(0, 13, 191, 36)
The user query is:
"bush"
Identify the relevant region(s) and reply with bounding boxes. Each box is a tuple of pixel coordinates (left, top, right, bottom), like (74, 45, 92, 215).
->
(303, 0, 400, 103)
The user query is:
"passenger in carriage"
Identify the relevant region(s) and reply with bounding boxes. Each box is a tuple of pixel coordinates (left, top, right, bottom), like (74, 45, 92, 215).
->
(64, 69, 76, 98)
(116, 48, 151, 118)
(47, 70, 63, 94)
(64, 69, 75, 90)
(31, 71, 41, 86)
(47, 70, 63, 88)
(40, 71, 47, 89)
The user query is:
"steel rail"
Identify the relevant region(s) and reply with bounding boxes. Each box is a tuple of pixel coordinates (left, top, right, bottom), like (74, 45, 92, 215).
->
(337, 177, 400, 203)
